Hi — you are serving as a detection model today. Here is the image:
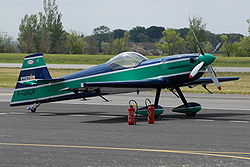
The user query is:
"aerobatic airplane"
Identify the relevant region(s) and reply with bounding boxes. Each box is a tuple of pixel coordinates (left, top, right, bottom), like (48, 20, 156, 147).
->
(10, 44, 239, 117)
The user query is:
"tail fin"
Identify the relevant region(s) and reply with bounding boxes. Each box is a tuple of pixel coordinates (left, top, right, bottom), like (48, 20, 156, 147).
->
(10, 53, 52, 106)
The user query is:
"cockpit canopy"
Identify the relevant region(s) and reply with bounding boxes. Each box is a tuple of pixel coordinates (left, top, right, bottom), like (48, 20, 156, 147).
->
(107, 52, 148, 70)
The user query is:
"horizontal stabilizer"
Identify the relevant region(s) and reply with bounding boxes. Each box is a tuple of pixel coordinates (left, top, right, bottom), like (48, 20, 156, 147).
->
(18, 78, 64, 85)
(182, 77, 239, 87)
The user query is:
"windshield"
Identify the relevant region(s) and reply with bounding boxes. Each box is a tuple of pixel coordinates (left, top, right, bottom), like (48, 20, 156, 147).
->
(107, 52, 148, 70)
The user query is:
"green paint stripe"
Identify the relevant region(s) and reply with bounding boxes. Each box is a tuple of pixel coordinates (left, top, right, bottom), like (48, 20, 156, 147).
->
(22, 57, 46, 69)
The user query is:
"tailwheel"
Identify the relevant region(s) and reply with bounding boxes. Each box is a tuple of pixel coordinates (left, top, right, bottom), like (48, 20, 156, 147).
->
(30, 108, 36, 113)
(27, 103, 40, 113)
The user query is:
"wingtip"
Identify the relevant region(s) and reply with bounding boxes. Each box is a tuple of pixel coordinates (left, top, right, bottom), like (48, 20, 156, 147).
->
(189, 75, 193, 79)
(218, 86, 222, 90)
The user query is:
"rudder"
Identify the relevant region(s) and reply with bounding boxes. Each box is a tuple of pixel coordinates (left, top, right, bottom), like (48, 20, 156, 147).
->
(10, 53, 52, 106)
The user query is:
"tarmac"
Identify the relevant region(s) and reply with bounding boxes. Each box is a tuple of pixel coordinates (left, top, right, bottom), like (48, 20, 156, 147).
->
(0, 88, 250, 166)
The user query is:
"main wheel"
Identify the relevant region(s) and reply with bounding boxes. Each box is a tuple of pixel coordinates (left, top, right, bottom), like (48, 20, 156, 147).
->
(186, 112, 196, 117)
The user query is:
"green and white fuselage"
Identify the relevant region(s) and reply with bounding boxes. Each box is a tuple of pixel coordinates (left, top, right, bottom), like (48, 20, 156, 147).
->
(10, 52, 215, 107)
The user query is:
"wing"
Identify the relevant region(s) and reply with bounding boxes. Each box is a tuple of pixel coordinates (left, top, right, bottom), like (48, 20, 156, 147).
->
(61, 77, 239, 95)
(61, 78, 167, 95)
(181, 77, 239, 87)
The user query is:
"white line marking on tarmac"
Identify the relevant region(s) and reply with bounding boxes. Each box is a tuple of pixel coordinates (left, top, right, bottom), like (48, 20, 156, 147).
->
(195, 119, 215, 122)
(9, 112, 26, 115)
(229, 121, 249, 123)
(68, 115, 87, 117)
(38, 113, 57, 116)
(0, 113, 7, 115)
(99, 115, 120, 118)
(203, 107, 250, 111)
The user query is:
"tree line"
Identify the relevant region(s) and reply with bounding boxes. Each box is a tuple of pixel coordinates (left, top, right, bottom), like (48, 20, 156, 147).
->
(0, 0, 249, 57)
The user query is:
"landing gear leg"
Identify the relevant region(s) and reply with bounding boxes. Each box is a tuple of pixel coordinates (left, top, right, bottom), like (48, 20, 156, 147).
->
(154, 88, 161, 107)
(154, 88, 163, 119)
(175, 87, 188, 107)
(27, 103, 40, 113)
(175, 87, 196, 117)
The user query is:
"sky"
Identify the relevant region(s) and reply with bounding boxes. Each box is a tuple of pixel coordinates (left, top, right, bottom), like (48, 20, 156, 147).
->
(0, 0, 249, 39)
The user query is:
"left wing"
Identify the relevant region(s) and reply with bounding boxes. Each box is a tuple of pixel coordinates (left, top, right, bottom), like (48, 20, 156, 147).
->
(61, 78, 167, 95)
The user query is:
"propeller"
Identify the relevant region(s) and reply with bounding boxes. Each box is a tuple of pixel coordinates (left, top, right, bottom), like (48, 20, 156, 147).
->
(189, 31, 222, 90)
(207, 66, 221, 90)
(189, 62, 204, 78)
(212, 42, 221, 54)
(192, 31, 205, 55)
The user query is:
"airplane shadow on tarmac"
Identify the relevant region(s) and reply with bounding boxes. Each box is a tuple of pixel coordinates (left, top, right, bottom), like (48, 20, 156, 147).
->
(81, 112, 250, 124)
(35, 107, 250, 124)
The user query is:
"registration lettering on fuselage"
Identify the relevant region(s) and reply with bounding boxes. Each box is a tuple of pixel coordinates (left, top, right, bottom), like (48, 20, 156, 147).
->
(17, 89, 36, 96)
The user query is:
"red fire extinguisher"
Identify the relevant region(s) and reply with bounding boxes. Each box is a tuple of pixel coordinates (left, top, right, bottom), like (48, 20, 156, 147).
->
(128, 100, 138, 125)
(145, 98, 154, 124)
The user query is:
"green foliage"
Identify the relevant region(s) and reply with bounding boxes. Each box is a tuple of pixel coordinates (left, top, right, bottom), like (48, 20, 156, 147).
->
(66, 31, 86, 54)
(220, 34, 249, 57)
(101, 32, 128, 54)
(156, 29, 185, 55)
(101, 42, 112, 55)
(175, 28, 189, 38)
(14, 7, 250, 57)
(231, 37, 250, 57)
(220, 34, 231, 57)
(128, 26, 149, 42)
(113, 29, 126, 39)
(84, 36, 99, 54)
(93, 25, 110, 35)
(203, 41, 213, 53)
(18, 0, 65, 54)
(92, 25, 112, 53)
(0, 32, 16, 53)
(145, 26, 165, 42)
(18, 14, 39, 53)
(248, 18, 250, 35)
(128, 26, 165, 43)
(186, 16, 207, 53)
(111, 32, 128, 54)
(42, 0, 65, 53)
(129, 26, 148, 42)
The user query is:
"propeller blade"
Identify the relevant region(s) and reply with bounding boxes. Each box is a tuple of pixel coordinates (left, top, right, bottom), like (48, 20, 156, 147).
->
(207, 66, 221, 90)
(192, 31, 205, 55)
(189, 61, 204, 78)
(212, 42, 222, 54)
